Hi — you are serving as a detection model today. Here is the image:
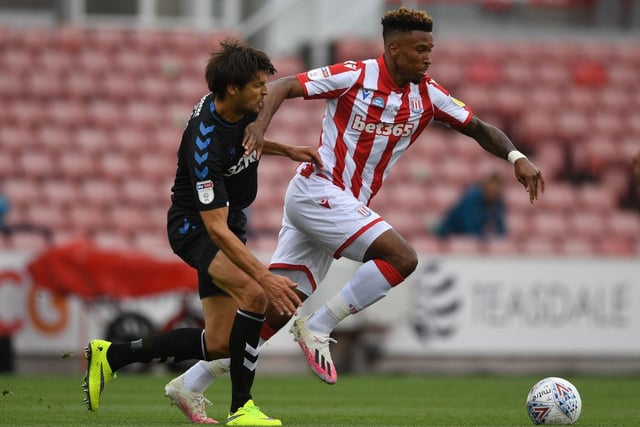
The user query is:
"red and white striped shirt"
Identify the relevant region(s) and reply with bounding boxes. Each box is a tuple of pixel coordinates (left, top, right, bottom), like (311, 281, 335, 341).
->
(297, 55, 472, 205)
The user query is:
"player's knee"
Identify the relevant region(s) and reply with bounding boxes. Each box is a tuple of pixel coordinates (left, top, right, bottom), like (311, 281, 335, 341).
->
(238, 287, 268, 313)
(391, 246, 418, 278)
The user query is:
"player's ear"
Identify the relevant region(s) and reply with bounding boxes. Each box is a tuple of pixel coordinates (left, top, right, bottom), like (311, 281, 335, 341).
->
(386, 40, 399, 58)
(226, 84, 239, 97)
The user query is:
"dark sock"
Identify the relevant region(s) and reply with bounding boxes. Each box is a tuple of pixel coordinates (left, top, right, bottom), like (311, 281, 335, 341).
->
(106, 328, 205, 372)
(229, 309, 265, 413)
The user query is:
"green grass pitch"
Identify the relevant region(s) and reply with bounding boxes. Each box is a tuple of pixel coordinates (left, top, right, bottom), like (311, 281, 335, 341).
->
(1, 373, 639, 426)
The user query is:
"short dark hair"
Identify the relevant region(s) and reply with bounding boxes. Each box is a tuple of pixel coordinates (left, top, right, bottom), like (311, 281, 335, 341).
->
(204, 39, 276, 99)
(381, 7, 433, 40)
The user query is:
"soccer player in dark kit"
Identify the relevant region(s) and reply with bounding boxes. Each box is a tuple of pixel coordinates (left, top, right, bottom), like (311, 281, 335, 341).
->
(83, 39, 322, 426)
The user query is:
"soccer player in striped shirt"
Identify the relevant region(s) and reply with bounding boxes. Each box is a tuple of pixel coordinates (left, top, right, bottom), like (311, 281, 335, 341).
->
(173, 6, 544, 402)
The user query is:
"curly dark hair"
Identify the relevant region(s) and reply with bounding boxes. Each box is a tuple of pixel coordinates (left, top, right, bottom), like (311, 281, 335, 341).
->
(204, 38, 276, 99)
(381, 7, 433, 39)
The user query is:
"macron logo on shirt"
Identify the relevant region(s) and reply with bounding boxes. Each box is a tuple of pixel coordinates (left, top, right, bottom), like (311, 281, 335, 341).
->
(350, 114, 415, 137)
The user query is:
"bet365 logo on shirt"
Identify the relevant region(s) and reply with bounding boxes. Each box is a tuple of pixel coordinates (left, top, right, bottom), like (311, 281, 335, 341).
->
(351, 114, 415, 137)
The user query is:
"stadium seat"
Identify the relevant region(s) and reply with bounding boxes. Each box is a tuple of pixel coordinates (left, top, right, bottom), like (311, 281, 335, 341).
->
(443, 236, 482, 255)
(485, 237, 520, 255)
(409, 236, 442, 254)
(132, 232, 173, 256)
(93, 230, 132, 250)
(17, 151, 56, 179)
(531, 212, 568, 238)
(9, 232, 50, 252)
(43, 180, 80, 208)
(558, 237, 595, 256)
(24, 205, 69, 230)
(57, 151, 96, 180)
(333, 38, 380, 63)
(107, 206, 151, 234)
(68, 203, 106, 236)
(80, 179, 120, 208)
(568, 212, 606, 240)
(606, 212, 640, 237)
(533, 182, 577, 214)
(575, 185, 616, 214)
(99, 153, 131, 180)
(596, 237, 636, 256)
(520, 237, 558, 256)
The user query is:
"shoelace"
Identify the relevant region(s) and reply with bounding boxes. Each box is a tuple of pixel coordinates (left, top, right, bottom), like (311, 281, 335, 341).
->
(313, 335, 337, 345)
(190, 395, 212, 419)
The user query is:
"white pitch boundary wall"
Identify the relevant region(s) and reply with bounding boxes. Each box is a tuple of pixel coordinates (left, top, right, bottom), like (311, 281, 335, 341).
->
(1, 252, 638, 362)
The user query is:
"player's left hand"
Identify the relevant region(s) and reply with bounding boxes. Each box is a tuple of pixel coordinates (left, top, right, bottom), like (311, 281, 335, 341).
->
(287, 146, 324, 169)
(514, 158, 545, 204)
(242, 122, 265, 158)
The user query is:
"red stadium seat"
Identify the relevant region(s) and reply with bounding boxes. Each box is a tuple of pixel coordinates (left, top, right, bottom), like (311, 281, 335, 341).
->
(557, 237, 595, 256)
(2, 179, 40, 209)
(43, 180, 80, 208)
(246, 236, 277, 254)
(57, 151, 96, 180)
(99, 153, 131, 180)
(86, 101, 123, 131)
(107, 206, 151, 234)
(531, 212, 568, 238)
(568, 212, 606, 240)
(25, 204, 69, 230)
(102, 74, 139, 103)
(333, 38, 380, 63)
(485, 237, 520, 255)
(113, 50, 151, 77)
(121, 179, 161, 206)
(575, 185, 616, 214)
(132, 232, 172, 256)
(409, 236, 443, 255)
(76, 50, 111, 78)
(17, 151, 57, 179)
(537, 63, 570, 88)
(68, 206, 107, 236)
(80, 179, 120, 208)
(596, 237, 636, 256)
(606, 212, 640, 237)
(465, 60, 503, 86)
(443, 236, 482, 255)
(92, 231, 133, 250)
(73, 127, 110, 154)
(9, 232, 50, 252)
(520, 237, 558, 256)
(534, 182, 577, 214)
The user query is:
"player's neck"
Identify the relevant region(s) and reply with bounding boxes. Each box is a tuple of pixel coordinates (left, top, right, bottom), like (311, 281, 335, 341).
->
(382, 53, 409, 89)
(213, 98, 245, 124)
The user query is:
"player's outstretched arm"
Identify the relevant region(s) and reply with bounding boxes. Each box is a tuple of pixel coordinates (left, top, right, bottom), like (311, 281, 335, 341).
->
(262, 138, 324, 169)
(458, 115, 545, 204)
(242, 76, 305, 157)
(200, 207, 301, 316)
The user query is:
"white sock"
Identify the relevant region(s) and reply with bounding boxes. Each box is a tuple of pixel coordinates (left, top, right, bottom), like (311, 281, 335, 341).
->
(182, 361, 216, 393)
(181, 337, 268, 393)
(307, 260, 394, 333)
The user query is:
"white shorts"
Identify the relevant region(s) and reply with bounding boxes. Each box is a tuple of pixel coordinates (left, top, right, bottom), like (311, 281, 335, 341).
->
(269, 173, 392, 296)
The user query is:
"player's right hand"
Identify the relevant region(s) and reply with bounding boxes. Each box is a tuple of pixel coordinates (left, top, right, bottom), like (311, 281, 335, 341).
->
(261, 273, 301, 316)
(242, 122, 265, 159)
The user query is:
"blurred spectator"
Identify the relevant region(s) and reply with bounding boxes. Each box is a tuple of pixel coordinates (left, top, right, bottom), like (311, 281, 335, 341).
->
(434, 172, 506, 240)
(0, 190, 10, 233)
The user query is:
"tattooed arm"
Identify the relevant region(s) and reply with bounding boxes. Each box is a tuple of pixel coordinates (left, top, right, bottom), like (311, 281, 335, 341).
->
(458, 115, 545, 204)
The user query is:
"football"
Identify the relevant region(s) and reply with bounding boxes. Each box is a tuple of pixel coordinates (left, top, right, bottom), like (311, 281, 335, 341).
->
(526, 377, 582, 425)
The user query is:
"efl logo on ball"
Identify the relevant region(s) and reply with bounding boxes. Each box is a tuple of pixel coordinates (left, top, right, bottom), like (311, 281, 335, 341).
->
(526, 377, 582, 425)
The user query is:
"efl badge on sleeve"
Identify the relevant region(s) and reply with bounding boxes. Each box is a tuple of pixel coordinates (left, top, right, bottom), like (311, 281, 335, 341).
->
(196, 180, 214, 204)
